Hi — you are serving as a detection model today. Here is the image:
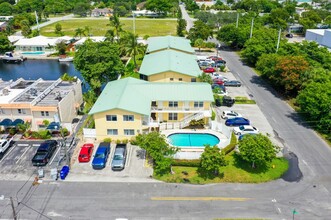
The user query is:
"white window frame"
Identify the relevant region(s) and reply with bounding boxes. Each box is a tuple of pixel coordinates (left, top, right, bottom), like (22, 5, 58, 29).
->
(168, 101, 178, 108)
(169, 113, 178, 121)
(124, 129, 135, 136)
(194, 101, 203, 108)
(107, 129, 118, 135)
(106, 115, 117, 121)
(123, 115, 134, 121)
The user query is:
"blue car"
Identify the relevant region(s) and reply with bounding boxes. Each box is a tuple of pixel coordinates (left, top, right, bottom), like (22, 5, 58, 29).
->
(238, 133, 257, 141)
(92, 142, 110, 169)
(225, 117, 250, 126)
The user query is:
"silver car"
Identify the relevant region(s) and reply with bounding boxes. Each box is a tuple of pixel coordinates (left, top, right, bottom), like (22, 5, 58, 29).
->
(111, 144, 127, 171)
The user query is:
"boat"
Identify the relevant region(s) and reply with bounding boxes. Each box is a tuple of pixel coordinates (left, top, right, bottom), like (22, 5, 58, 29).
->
(2, 52, 26, 63)
(58, 57, 74, 62)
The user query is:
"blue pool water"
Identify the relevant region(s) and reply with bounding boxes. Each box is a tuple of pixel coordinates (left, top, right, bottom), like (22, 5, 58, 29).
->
(21, 51, 45, 55)
(168, 133, 220, 147)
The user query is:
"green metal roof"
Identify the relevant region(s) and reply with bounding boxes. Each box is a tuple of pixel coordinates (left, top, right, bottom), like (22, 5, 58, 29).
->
(139, 50, 201, 77)
(147, 36, 195, 54)
(89, 78, 214, 116)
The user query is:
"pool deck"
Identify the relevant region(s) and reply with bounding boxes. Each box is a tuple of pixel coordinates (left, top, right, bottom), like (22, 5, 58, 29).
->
(162, 129, 229, 152)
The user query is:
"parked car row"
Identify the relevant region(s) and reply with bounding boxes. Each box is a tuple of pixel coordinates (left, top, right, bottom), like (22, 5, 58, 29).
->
(197, 56, 227, 69)
(222, 110, 260, 136)
(79, 142, 127, 171)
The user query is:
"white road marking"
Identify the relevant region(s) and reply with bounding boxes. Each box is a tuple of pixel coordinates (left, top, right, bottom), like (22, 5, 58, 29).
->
(277, 207, 282, 213)
(272, 198, 277, 202)
(302, 159, 308, 165)
(15, 144, 32, 164)
(0, 143, 17, 162)
(126, 144, 132, 168)
(49, 146, 61, 166)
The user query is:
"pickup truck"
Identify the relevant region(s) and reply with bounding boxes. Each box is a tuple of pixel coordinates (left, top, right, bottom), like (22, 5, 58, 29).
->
(0, 136, 14, 156)
(32, 140, 58, 166)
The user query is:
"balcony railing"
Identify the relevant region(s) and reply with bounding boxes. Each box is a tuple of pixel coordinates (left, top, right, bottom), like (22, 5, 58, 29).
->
(151, 106, 205, 112)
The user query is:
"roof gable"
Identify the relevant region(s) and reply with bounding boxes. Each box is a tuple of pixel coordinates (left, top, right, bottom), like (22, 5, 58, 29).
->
(146, 36, 194, 54)
(139, 50, 201, 77)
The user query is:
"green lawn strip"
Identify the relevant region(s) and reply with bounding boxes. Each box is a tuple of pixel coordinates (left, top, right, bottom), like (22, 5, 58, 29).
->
(155, 154, 288, 184)
(40, 19, 176, 37)
(235, 96, 256, 104)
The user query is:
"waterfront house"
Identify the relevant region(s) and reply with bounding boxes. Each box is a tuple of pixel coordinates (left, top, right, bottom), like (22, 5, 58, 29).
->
(14, 36, 73, 54)
(88, 77, 213, 141)
(73, 37, 106, 51)
(0, 78, 83, 132)
(91, 8, 113, 17)
(139, 49, 202, 82)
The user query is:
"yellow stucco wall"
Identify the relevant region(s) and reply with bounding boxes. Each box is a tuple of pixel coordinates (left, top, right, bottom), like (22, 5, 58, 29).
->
(94, 109, 143, 141)
(148, 71, 198, 82)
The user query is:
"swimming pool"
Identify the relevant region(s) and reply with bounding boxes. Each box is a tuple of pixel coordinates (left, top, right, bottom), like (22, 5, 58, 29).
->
(21, 51, 45, 55)
(168, 133, 220, 147)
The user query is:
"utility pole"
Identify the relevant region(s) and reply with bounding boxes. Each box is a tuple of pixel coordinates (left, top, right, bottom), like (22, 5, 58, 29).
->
(10, 197, 17, 220)
(236, 13, 239, 28)
(250, 17, 254, 38)
(276, 28, 281, 53)
(133, 13, 135, 36)
(34, 11, 40, 31)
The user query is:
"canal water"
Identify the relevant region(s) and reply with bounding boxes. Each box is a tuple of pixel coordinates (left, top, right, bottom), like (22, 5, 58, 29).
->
(0, 60, 90, 92)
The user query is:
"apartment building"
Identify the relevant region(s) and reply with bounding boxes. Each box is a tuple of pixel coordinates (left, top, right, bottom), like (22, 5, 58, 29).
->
(0, 78, 83, 131)
(89, 77, 213, 141)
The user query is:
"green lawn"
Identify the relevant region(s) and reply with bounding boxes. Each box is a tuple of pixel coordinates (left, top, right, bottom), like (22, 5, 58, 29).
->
(156, 153, 288, 184)
(40, 18, 176, 37)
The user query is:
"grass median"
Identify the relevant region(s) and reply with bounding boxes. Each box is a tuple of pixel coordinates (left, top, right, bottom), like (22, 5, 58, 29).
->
(40, 18, 176, 37)
(156, 153, 288, 184)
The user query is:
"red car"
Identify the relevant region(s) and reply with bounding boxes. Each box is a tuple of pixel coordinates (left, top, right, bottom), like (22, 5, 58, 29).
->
(208, 56, 224, 61)
(78, 143, 94, 162)
(203, 67, 216, 73)
(213, 79, 224, 85)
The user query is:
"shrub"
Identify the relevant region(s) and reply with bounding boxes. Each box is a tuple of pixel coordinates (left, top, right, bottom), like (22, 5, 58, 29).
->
(172, 159, 201, 167)
(42, 120, 50, 126)
(116, 139, 121, 144)
(60, 128, 69, 137)
(9, 128, 16, 135)
(31, 131, 40, 139)
(130, 136, 138, 145)
(39, 130, 52, 139)
(122, 139, 129, 144)
(189, 119, 205, 127)
(222, 132, 237, 155)
(103, 138, 112, 143)
(211, 110, 216, 120)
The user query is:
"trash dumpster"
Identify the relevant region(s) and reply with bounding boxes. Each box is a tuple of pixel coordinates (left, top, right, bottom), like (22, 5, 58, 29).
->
(60, 165, 70, 180)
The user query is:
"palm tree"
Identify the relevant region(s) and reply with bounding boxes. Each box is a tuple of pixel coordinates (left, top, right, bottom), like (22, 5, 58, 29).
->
(105, 29, 115, 43)
(108, 14, 122, 42)
(74, 28, 85, 39)
(122, 33, 146, 69)
(84, 26, 91, 37)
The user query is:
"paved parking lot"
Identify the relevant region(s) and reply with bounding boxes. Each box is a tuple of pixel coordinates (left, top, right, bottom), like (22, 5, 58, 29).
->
(0, 140, 61, 181)
(67, 141, 155, 182)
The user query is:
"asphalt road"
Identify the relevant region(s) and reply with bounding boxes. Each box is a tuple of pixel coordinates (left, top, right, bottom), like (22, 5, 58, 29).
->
(179, 5, 195, 32)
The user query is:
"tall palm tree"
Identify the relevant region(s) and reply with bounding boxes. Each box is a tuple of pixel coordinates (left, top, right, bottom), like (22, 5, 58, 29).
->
(123, 33, 146, 69)
(108, 14, 122, 42)
(74, 28, 86, 39)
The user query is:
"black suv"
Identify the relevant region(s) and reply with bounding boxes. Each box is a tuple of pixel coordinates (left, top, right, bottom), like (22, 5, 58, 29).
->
(222, 96, 235, 107)
(32, 140, 58, 166)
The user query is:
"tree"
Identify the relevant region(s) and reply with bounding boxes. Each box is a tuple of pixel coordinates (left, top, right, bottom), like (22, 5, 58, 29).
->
(267, 8, 290, 30)
(73, 40, 125, 95)
(54, 23, 63, 36)
(194, 38, 205, 52)
(20, 19, 31, 37)
(217, 24, 250, 48)
(198, 72, 212, 84)
(0, 2, 13, 15)
(296, 80, 331, 133)
(73, 2, 90, 17)
(121, 32, 146, 69)
(135, 132, 178, 175)
(188, 20, 213, 42)
(108, 14, 122, 42)
(74, 28, 86, 39)
(274, 56, 310, 95)
(84, 26, 91, 37)
(238, 134, 279, 168)
(199, 145, 227, 176)
(56, 41, 67, 55)
(177, 19, 187, 37)
(146, 0, 173, 14)
(0, 33, 14, 54)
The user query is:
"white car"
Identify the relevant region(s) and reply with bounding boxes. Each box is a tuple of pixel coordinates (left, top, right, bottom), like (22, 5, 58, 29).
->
(212, 74, 229, 82)
(233, 125, 259, 135)
(221, 110, 242, 120)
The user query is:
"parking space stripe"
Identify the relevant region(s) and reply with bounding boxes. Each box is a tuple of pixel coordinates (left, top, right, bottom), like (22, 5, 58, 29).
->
(151, 197, 252, 201)
(125, 144, 132, 168)
(49, 146, 61, 166)
(15, 144, 32, 164)
(0, 143, 17, 162)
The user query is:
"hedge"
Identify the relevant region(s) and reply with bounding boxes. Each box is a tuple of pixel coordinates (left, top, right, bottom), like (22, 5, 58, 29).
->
(222, 132, 237, 155)
(172, 159, 200, 167)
